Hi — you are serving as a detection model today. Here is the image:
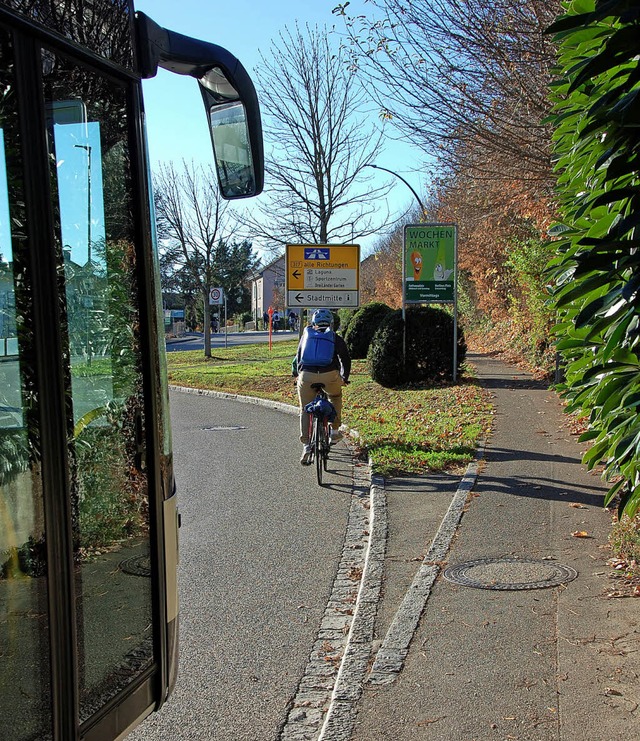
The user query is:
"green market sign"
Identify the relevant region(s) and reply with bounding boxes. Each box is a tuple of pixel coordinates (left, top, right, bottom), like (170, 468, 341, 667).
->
(403, 224, 457, 303)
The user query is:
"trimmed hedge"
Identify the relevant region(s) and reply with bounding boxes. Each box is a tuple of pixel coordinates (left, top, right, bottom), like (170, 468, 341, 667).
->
(368, 305, 466, 387)
(337, 307, 356, 336)
(343, 302, 393, 359)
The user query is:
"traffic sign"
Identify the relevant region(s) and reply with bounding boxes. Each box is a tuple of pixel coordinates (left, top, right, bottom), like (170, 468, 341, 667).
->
(209, 286, 224, 305)
(286, 244, 360, 308)
(287, 290, 359, 307)
(403, 224, 456, 303)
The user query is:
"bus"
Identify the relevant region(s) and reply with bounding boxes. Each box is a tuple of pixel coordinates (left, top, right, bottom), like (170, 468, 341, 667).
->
(0, 2, 263, 739)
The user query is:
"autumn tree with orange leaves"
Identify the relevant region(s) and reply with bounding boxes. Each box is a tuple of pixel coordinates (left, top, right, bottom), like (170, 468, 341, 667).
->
(335, 0, 562, 367)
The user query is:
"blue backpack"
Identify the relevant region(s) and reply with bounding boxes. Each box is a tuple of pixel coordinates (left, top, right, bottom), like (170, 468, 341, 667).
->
(300, 327, 335, 367)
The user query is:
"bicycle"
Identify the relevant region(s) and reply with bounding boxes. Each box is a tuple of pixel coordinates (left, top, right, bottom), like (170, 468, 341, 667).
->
(303, 383, 335, 486)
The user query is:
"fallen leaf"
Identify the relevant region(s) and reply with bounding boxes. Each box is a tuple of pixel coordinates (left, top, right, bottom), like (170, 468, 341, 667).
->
(604, 687, 622, 696)
(572, 531, 589, 538)
(570, 503, 587, 509)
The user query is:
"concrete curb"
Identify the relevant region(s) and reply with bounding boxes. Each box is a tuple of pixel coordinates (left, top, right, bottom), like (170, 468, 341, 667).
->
(169, 385, 299, 416)
(317, 471, 387, 741)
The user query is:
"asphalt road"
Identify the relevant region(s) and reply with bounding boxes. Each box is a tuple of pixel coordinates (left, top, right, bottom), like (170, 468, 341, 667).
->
(128, 390, 353, 741)
(166, 331, 298, 352)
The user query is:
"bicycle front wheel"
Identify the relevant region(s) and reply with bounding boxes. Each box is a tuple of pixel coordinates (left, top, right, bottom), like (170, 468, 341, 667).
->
(314, 416, 323, 485)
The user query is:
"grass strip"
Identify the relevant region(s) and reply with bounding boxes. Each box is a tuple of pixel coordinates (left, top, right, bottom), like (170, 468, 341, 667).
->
(167, 342, 492, 478)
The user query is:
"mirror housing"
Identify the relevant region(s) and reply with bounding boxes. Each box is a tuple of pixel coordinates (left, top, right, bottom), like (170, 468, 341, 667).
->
(135, 12, 263, 198)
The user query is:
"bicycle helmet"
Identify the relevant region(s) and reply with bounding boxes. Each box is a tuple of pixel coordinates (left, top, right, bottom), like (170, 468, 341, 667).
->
(311, 308, 333, 328)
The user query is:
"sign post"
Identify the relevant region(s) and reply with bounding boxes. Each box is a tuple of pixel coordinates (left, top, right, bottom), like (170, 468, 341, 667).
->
(285, 244, 360, 311)
(403, 224, 458, 380)
(209, 287, 227, 348)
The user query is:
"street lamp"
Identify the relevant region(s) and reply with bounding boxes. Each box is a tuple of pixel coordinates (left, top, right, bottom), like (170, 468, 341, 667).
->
(75, 144, 92, 365)
(364, 163, 425, 214)
(74, 144, 92, 265)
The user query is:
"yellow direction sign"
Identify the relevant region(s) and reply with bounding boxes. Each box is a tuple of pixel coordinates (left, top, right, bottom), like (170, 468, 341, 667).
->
(286, 244, 360, 308)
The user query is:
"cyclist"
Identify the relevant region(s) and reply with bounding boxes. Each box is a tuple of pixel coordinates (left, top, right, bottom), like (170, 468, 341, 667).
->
(293, 308, 351, 465)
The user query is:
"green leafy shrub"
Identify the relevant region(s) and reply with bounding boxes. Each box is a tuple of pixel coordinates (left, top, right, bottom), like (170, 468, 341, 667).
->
(505, 236, 556, 367)
(239, 311, 253, 327)
(547, 1, 640, 517)
(344, 302, 393, 359)
(337, 308, 356, 336)
(368, 305, 466, 387)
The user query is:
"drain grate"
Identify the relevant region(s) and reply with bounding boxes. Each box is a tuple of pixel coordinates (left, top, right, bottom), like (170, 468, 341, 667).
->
(120, 554, 151, 577)
(443, 557, 577, 591)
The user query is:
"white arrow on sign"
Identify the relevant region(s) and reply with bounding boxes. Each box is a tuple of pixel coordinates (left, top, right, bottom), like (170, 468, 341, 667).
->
(287, 290, 359, 308)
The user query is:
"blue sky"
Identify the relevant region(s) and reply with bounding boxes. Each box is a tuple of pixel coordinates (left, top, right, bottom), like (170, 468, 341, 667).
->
(135, 0, 426, 255)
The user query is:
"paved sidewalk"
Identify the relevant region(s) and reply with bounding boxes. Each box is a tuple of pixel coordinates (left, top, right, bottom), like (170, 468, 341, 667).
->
(350, 353, 639, 741)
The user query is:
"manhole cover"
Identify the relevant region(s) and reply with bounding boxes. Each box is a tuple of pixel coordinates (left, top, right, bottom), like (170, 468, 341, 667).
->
(443, 558, 577, 591)
(202, 426, 248, 431)
(119, 554, 151, 577)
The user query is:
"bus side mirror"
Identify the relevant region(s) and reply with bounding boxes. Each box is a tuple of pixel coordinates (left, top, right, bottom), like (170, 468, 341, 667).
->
(135, 12, 264, 199)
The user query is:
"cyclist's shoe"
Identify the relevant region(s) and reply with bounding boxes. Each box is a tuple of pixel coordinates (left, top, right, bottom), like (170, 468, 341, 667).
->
(300, 445, 313, 465)
(330, 429, 343, 445)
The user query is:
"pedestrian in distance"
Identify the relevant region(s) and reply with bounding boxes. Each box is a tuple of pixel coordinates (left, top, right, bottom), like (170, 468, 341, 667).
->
(272, 310, 280, 332)
(263, 311, 269, 331)
(292, 308, 351, 465)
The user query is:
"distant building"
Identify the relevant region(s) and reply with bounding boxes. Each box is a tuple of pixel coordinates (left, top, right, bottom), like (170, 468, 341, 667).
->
(248, 255, 285, 326)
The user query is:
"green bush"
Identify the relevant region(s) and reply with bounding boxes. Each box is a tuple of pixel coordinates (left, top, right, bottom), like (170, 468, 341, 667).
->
(239, 311, 253, 327)
(337, 308, 356, 336)
(343, 302, 393, 359)
(368, 305, 466, 387)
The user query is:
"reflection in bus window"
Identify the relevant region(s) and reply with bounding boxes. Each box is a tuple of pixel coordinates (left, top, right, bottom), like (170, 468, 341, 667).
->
(44, 51, 153, 721)
(0, 32, 52, 741)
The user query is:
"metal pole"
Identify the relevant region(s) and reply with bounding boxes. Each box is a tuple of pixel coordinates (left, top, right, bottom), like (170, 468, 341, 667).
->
(74, 144, 92, 264)
(453, 227, 458, 382)
(364, 163, 425, 215)
(402, 227, 406, 373)
(453, 303, 458, 383)
(224, 294, 228, 349)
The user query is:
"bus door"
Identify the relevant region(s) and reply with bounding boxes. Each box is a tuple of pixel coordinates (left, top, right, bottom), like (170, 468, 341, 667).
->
(0, 3, 262, 740)
(1, 15, 161, 741)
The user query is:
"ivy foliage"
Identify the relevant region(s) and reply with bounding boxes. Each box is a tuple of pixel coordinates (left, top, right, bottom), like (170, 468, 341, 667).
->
(547, 0, 640, 516)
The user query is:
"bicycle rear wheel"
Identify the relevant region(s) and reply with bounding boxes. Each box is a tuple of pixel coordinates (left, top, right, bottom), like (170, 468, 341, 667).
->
(322, 420, 330, 471)
(314, 416, 323, 485)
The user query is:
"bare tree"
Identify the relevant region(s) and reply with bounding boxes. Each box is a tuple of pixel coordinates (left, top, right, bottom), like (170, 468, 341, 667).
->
(249, 23, 393, 250)
(154, 161, 256, 357)
(334, 0, 560, 194)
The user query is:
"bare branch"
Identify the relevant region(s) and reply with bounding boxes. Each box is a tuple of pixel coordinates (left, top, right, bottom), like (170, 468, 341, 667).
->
(247, 23, 394, 247)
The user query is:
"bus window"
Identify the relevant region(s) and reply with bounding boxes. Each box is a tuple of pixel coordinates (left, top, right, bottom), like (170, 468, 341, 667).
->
(0, 30, 52, 741)
(43, 51, 154, 722)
